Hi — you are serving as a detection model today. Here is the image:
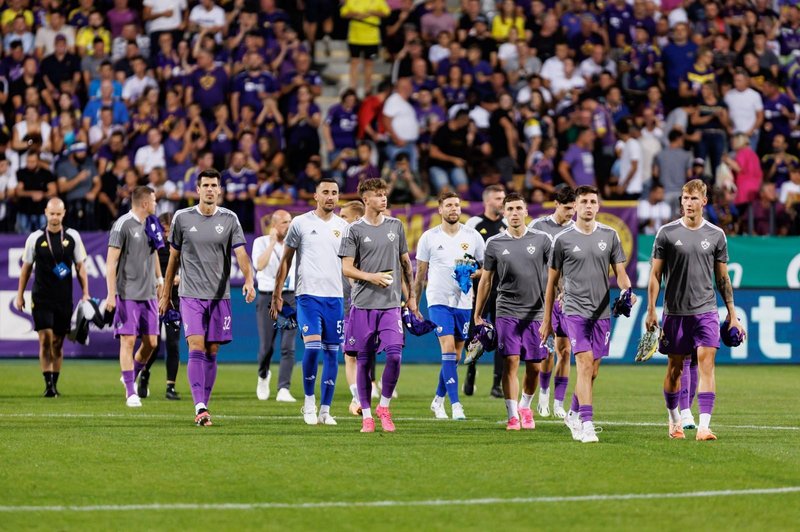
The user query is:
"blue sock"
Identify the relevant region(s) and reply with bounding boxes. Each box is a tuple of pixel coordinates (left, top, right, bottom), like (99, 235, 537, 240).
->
(436, 369, 446, 398)
(302, 340, 322, 397)
(320, 343, 339, 407)
(442, 352, 459, 404)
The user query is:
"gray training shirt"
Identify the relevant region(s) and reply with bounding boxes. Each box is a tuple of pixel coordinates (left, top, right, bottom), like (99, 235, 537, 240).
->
(652, 219, 728, 316)
(528, 214, 574, 240)
(108, 212, 158, 300)
(483, 228, 552, 321)
(170, 206, 247, 300)
(339, 216, 408, 310)
(550, 223, 626, 319)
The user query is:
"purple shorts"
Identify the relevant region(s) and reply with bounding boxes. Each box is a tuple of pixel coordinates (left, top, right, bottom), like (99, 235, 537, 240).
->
(659, 311, 720, 355)
(345, 307, 404, 354)
(563, 315, 611, 360)
(114, 297, 159, 338)
(342, 317, 356, 355)
(495, 316, 548, 362)
(552, 300, 568, 338)
(179, 297, 233, 345)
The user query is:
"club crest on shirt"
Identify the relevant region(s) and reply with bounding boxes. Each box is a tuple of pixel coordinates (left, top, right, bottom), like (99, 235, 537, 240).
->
(598, 240, 607, 251)
(348, 337, 356, 345)
(215, 224, 223, 234)
(387, 231, 396, 242)
(700, 238, 710, 250)
(333, 230, 341, 238)
(460, 242, 469, 251)
(302, 325, 309, 333)
(527, 244, 535, 254)
(62, 240, 70, 247)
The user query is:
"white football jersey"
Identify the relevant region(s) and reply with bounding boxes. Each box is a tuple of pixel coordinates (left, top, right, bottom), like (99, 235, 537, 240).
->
(284, 210, 348, 298)
(416, 224, 485, 309)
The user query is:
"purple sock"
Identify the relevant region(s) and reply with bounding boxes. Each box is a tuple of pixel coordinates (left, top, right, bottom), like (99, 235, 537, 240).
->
(679, 357, 691, 410)
(689, 362, 699, 406)
(133, 359, 145, 380)
(380, 345, 402, 399)
(570, 393, 580, 412)
(664, 390, 680, 410)
(356, 351, 373, 410)
(578, 404, 593, 423)
(203, 353, 217, 406)
(554, 377, 569, 401)
(698, 392, 715, 415)
(539, 371, 552, 391)
(121, 370, 135, 397)
(187, 350, 206, 407)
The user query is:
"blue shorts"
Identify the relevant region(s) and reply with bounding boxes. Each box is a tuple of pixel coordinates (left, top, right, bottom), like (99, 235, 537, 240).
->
(428, 305, 471, 340)
(296, 295, 344, 345)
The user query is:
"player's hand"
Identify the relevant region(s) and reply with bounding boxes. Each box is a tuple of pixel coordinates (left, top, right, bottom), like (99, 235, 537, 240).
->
(105, 295, 117, 314)
(474, 314, 485, 327)
(158, 293, 172, 316)
(243, 281, 256, 303)
(367, 272, 393, 287)
(406, 294, 418, 314)
(645, 307, 658, 332)
(538, 320, 553, 344)
(15, 294, 24, 311)
(81, 293, 91, 302)
(629, 291, 638, 307)
(726, 314, 746, 338)
(270, 293, 283, 319)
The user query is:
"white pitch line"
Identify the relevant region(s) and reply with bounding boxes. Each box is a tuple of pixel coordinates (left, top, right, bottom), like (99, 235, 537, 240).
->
(0, 487, 799, 513)
(1, 412, 798, 431)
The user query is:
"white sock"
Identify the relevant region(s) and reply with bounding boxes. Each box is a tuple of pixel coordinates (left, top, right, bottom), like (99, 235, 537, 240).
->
(433, 395, 445, 405)
(194, 402, 207, 414)
(362, 408, 372, 419)
(699, 413, 711, 430)
(452, 401, 461, 409)
(539, 388, 550, 400)
(350, 384, 358, 400)
(505, 399, 518, 419)
(379, 395, 391, 408)
(520, 393, 534, 409)
(680, 408, 693, 419)
(320, 405, 330, 415)
(554, 399, 564, 409)
(304, 395, 315, 409)
(668, 407, 681, 424)
(582, 420, 594, 431)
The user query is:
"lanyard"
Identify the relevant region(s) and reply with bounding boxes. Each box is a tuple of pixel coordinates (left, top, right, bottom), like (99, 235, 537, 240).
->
(45, 228, 65, 262)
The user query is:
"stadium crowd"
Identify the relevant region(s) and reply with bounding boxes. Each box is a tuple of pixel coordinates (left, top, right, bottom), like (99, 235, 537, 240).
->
(0, 0, 799, 236)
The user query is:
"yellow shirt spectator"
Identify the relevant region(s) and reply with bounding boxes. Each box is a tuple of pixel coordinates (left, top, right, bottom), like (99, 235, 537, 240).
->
(341, 0, 390, 46)
(75, 26, 111, 56)
(490, 15, 524, 42)
(1, 9, 34, 29)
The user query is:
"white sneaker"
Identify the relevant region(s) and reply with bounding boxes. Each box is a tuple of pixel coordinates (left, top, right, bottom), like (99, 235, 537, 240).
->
(126, 394, 142, 408)
(275, 387, 296, 402)
(537, 389, 551, 417)
(257, 371, 271, 400)
(451, 403, 466, 420)
(318, 412, 337, 425)
(301, 405, 318, 425)
(553, 403, 567, 419)
(430, 398, 448, 419)
(565, 411, 583, 441)
(681, 409, 696, 429)
(581, 421, 599, 443)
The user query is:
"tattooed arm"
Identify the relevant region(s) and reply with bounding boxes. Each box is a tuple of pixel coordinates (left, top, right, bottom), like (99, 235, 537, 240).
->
(714, 261, 743, 332)
(400, 252, 417, 313)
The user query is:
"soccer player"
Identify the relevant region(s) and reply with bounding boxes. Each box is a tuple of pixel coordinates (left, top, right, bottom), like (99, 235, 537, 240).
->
(474, 192, 552, 430)
(16, 198, 90, 397)
(464, 184, 507, 398)
(160, 169, 255, 426)
(415, 192, 485, 420)
(253, 210, 297, 402)
(338, 200, 368, 416)
(646, 179, 744, 441)
(271, 178, 348, 426)
(527, 185, 576, 418)
(340, 178, 417, 433)
(105, 186, 162, 408)
(540, 185, 634, 443)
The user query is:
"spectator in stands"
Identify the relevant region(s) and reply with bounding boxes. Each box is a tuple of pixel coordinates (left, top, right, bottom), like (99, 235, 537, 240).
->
(0, 155, 17, 233)
(56, 143, 99, 230)
(653, 129, 692, 211)
(286, 84, 322, 174)
(383, 77, 420, 171)
(779, 163, 800, 209)
(637, 183, 671, 235)
(322, 88, 359, 182)
(385, 151, 427, 204)
(661, 22, 697, 108)
(76, 11, 111, 56)
(724, 70, 764, 152)
(744, 182, 791, 236)
(341, 0, 390, 95)
(34, 9, 76, 58)
(691, 81, 729, 176)
(428, 109, 471, 195)
(135, 127, 167, 177)
(725, 132, 763, 210)
(15, 151, 56, 234)
(559, 128, 596, 188)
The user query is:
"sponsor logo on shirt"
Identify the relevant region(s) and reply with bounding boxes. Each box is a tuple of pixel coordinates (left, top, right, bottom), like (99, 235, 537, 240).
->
(437, 245, 444, 250)
(310, 230, 318, 235)
(572, 245, 581, 252)
(502, 249, 510, 255)
(675, 240, 683, 246)
(133, 232, 140, 239)
(364, 236, 372, 242)
(189, 226, 198, 232)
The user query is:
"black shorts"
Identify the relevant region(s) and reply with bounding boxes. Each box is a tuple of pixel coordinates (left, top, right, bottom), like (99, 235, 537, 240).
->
(32, 299, 72, 335)
(349, 44, 379, 60)
(304, 0, 335, 23)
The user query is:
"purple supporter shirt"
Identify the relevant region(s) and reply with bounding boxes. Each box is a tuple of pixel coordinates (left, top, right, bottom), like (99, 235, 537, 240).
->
(232, 70, 278, 114)
(160, 108, 187, 131)
(325, 104, 358, 150)
(190, 66, 229, 111)
(562, 144, 596, 186)
(287, 102, 321, 147)
(441, 85, 467, 107)
(209, 120, 235, 158)
(762, 93, 794, 140)
(342, 159, 381, 194)
(436, 57, 471, 78)
(222, 168, 258, 195)
(412, 77, 437, 93)
(416, 104, 446, 144)
(164, 136, 192, 183)
(127, 114, 157, 158)
(602, 3, 634, 45)
(280, 70, 322, 107)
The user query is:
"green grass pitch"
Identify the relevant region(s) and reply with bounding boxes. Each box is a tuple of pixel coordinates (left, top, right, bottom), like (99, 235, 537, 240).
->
(0, 361, 798, 531)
